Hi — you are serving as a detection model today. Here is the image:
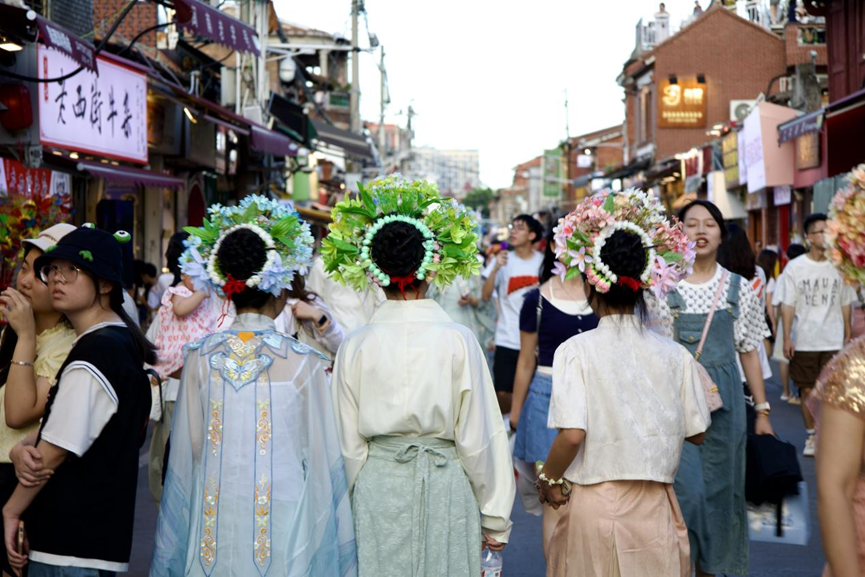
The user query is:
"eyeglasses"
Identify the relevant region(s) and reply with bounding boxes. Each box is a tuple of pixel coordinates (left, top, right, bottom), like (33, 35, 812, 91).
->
(39, 263, 82, 284)
(509, 223, 528, 231)
(807, 228, 826, 236)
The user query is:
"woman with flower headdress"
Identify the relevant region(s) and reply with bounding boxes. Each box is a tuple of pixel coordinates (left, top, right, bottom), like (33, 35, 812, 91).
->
(645, 199, 775, 577)
(149, 196, 356, 577)
(324, 176, 515, 577)
(807, 165, 865, 577)
(536, 188, 710, 577)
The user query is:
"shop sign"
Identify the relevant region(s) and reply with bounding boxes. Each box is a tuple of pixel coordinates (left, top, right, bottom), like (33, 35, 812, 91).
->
(722, 133, 740, 188)
(743, 108, 766, 193)
(38, 47, 148, 164)
(773, 185, 792, 206)
(796, 132, 820, 170)
(744, 189, 767, 211)
(577, 154, 592, 168)
(658, 79, 707, 128)
(0, 158, 69, 198)
(737, 130, 748, 185)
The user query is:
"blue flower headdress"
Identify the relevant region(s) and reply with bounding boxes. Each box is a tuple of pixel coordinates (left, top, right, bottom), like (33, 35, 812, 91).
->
(179, 195, 314, 297)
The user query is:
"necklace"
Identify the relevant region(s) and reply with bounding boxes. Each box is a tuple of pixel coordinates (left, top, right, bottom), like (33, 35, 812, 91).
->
(555, 276, 584, 301)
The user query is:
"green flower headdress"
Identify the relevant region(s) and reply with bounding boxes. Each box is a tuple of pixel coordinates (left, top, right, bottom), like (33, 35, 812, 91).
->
(321, 175, 481, 292)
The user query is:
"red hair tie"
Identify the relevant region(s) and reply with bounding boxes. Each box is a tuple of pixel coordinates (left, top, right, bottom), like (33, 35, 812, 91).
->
(389, 274, 420, 300)
(617, 276, 642, 292)
(217, 274, 248, 327)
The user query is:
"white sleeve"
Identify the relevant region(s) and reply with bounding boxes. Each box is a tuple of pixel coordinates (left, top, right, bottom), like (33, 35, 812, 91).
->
(481, 260, 496, 280)
(841, 282, 858, 307)
(548, 343, 587, 430)
(40, 366, 119, 457)
(781, 265, 798, 307)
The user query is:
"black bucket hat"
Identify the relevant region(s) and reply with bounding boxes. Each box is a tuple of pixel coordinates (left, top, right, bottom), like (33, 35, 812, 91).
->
(34, 226, 126, 286)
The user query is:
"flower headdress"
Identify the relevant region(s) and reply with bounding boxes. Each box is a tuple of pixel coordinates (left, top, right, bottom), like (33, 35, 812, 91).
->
(320, 175, 481, 292)
(553, 188, 695, 300)
(826, 163, 865, 286)
(179, 195, 314, 297)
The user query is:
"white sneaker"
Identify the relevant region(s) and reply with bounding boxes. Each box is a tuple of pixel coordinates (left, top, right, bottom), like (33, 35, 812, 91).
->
(781, 393, 791, 401)
(789, 396, 802, 406)
(803, 435, 816, 457)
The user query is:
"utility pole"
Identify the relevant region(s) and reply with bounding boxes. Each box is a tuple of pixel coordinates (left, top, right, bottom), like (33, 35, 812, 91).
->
(563, 89, 572, 204)
(350, 0, 362, 134)
(379, 46, 387, 160)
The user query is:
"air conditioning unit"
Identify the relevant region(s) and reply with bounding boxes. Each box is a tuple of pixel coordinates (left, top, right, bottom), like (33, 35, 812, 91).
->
(730, 100, 758, 122)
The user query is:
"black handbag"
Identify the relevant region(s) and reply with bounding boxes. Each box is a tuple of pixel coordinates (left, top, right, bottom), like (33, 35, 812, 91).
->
(746, 433, 803, 536)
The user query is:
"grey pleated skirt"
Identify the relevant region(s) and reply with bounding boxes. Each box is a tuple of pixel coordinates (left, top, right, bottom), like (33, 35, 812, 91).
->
(352, 435, 482, 577)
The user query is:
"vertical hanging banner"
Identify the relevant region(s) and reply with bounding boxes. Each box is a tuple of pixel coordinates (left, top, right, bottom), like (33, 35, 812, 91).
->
(38, 47, 148, 164)
(543, 149, 563, 198)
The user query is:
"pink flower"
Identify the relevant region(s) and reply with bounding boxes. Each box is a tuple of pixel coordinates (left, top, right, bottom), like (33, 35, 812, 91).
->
(652, 256, 680, 300)
(552, 260, 568, 280)
(568, 247, 593, 273)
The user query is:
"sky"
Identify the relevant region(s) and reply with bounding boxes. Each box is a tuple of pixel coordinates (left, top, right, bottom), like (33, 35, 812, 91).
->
(272, 0, 705, 189)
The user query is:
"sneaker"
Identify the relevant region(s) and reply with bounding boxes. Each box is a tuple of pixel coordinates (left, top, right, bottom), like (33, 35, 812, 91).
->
(781, 393, 791, 401)
(788, 396, 802, 406)
(803, 435, 816, 457)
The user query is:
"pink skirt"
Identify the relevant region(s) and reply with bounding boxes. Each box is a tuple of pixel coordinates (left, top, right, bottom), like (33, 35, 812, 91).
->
(547, 480, 690, 577)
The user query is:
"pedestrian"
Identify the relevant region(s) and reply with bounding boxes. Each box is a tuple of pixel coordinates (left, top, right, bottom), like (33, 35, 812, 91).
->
(482, 214, 544, 415)
(646, 200, 775, 577)
(538, 188, 709, 577)
(0, 224, 77, 577)
(325, 177, 515, 577)
(757, 248, 779, 357)
(273, 275, 345, 356)
(772, 243, 807, 404)
(807, 166, 865, 576)
(2, 225, 156, 576)
(510, 222, 598, 559)
(781, 213, 857, 457)
(430, 272, 486, 344)
(694, 0, 703, 15)
(150, 196, 356, 576)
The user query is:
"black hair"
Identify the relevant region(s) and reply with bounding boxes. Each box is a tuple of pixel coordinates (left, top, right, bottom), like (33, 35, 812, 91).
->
(108, 281, 157, 366)
(370, 220, 425, 296)
(717, 223, 756, 280)
(539, 219, 560, 284)
(214, 227, 272, 310)
(678, 200, 728, 241)
(757, 249, 778, 282)
(584, 229, 648, 322)
(513, 214, 544, 244)
(803, 212, 828, 234)
(166, 231, 190, 287)
(786, 243, 806, 260)
(288, 275, 317, 304)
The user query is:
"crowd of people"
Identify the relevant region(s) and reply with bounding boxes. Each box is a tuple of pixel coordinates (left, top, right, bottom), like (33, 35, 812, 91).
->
(0, 167, 861, 577)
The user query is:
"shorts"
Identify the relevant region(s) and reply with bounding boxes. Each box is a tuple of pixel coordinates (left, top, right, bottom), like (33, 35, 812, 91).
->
(493, 346, 520, 393)
(790, 350, 838, 389)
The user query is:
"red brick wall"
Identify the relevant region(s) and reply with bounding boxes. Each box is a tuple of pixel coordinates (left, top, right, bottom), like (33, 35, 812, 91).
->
(785, 23, 828, 66)
(92, 0, 158, 48)
(623, 7, 787, 161)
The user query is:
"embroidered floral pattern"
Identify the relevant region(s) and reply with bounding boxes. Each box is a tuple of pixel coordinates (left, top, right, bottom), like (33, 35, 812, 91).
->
(254, 473, 272, 567)
(256, 399, 271, 456)
(207, 399, 223, 457)
(200, 476, 220, 568)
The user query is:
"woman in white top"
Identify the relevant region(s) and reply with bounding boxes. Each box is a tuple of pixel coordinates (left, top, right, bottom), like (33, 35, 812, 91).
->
(326, 177, 515, 577)
(537, 209, 710, 577)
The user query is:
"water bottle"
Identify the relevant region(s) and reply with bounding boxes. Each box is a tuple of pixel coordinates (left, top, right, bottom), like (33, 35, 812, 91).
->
(481, 548, 502, 577)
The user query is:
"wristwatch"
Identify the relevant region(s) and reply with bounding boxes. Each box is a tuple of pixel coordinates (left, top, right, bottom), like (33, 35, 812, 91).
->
(317, 314, 328, 327)
(754, 402, 771, 414)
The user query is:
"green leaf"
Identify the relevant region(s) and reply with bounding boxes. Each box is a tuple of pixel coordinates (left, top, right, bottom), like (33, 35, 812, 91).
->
(603, 194, 616, 213)
(330, 237, 360, 254)
(659, 251, 684, 262)
(564, 266, 582, 281)
(361, 189, 376, 214)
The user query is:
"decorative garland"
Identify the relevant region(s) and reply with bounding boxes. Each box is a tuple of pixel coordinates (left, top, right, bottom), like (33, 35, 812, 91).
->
(321, 175, 480, 293)
(554, 188, 695, 299)
(827, 163, 865, 286)
(180, 195, 314, 297)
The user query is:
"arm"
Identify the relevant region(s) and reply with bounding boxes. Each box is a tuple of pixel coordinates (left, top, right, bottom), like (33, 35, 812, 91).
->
(843, 304, 852, 345)
(330, 346, 368, 492)
(3, 440, 68, 570)
(741, 349, 773, 435)
(454, 337, 515, 543)
(817, 404, 865, 577)
(172, 291, 208, 318)
(509, 331, 538, 430)
(482, 252, 507, 302)
(782, 304, 796, 359)
(537, 428, 584, 509)
(765, 291, 776, 333)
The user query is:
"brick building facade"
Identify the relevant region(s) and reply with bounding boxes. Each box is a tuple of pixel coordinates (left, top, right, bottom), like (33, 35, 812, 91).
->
(620, 4, 787, 163)
(92, 0, 157, 49)
(566, 125, 623, 206)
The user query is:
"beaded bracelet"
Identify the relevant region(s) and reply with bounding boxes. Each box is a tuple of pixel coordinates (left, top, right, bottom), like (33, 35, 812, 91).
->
(11, 360, 33, 367)
(538, 471, 565, 487)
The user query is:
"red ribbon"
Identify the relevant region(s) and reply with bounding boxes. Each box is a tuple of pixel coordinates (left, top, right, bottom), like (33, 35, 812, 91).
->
(217, 274, 248, 327)
(617, 276, 642, 292)
(389, 274, 420, 300)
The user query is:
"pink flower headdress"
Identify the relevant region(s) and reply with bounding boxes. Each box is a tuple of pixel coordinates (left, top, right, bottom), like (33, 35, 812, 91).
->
(553, 188, 695, 300)
(826, 164, 865, 286)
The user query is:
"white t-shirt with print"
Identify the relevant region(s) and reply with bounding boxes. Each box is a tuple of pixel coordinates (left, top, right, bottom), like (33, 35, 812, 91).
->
(781, 255, 857, 351)
(483, 250, 544, 350)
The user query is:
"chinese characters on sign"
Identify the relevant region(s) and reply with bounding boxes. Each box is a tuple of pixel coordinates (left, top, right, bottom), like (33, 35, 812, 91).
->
(722, 132, 740, 188)
(658, 79, 707, 128)
(38, 47, 148, 164)
(0, 158, 69, 199)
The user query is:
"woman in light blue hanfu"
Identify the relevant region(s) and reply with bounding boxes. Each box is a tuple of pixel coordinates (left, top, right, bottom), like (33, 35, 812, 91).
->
(150, 197, 356, 577)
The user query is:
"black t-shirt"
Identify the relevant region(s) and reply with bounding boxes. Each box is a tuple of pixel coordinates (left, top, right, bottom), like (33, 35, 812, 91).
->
(519, 288, 599, 366)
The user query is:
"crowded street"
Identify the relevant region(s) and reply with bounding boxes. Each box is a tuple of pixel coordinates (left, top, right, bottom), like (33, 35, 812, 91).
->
(1, 0, 864, 576)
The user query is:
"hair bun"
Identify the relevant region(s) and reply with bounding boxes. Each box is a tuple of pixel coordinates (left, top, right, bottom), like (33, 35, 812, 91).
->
(600, 229, 647, 281)
(370, 221, 426, 280)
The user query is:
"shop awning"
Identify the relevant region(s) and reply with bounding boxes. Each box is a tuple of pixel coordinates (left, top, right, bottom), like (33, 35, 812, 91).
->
(174, 0, 260, 56)
(0, 4, 97, 72)
(203, 114, 250, 136)
(250, 125, 299, 157)
(605, 157, 651, 180)
(77, 161, 185, 189)
(269, 93, 317, 146)
(311, 119, 374, 161)
(777, 109, 824, 144)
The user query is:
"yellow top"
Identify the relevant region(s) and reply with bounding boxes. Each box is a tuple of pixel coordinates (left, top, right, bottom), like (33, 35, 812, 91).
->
(0, 323, 76, 463)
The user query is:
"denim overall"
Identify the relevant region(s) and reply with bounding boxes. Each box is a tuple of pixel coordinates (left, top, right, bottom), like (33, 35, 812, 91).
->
(668, 275, 749, 576)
